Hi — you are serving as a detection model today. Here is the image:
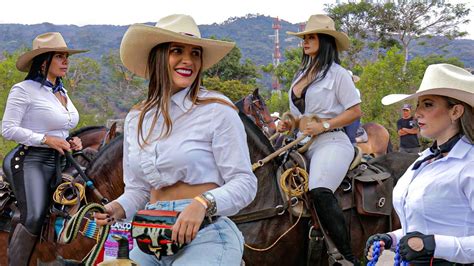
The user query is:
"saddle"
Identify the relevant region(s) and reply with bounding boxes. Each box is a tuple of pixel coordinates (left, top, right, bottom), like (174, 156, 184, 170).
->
(278, 146, 392, 219)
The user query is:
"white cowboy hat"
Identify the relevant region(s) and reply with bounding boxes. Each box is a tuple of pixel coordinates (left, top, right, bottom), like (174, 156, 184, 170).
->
(120, 14, 235, 78)
(16, 32, 87, 72)
(287, 14, 350, 51)
(382, 64, 474, 107)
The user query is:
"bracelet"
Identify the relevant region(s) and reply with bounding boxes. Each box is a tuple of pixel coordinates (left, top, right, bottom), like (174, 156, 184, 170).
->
(194, 195, 208, 210)
(201, 192, 217, 216)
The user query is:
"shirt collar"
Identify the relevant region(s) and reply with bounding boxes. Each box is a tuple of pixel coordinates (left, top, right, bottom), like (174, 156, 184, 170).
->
(421, 135, 472, 160)
(171, 87, 193, 112)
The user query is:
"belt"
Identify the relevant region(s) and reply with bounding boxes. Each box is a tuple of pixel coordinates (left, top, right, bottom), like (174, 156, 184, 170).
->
(323, 128, 344, 134)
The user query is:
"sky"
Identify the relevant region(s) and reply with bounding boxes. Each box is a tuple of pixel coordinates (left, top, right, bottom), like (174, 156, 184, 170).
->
(1, 0, 473, 38)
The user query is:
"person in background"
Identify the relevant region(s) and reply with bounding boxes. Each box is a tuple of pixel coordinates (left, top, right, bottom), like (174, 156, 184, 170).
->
(365, 63, 474, 265)
(1, 32, 84, 266)
(397, 103, 421, 154)
(279, 14, 362, 265)
(94, 14, 257, 265)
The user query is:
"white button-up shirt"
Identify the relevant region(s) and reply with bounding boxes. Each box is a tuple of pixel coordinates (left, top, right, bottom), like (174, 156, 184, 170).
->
(289, 63, 361, 118)
(2, 80, 79, 146)
(390, 136, 474, 263)
(115, 87, 257, 219)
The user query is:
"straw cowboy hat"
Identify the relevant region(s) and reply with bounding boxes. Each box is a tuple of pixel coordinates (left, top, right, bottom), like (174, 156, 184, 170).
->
(382, 64, 474, 107)
(16, 32, 87, 72)
(120, 14, 235, 78)
(287, 14, 350, 51)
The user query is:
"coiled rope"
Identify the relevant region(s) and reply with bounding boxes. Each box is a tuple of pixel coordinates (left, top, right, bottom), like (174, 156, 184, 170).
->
(245, 166, 309, 252)
(53, 181, 86, 205)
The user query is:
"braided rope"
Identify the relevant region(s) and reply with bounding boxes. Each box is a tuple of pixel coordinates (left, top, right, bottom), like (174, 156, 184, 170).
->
(60, 203, 110, 265)
(394, 244, 409, 266)
(367, 241, 381, 266)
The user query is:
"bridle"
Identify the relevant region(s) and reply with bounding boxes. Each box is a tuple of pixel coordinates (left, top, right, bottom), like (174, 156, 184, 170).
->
(244, 94, 275, 136)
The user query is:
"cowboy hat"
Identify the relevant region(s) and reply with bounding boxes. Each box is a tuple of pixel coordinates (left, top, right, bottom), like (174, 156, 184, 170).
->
(120, 14, 235, 78)
(287, 14, 350, 51)
(382, 64, 474, 107)
(16, 32, 87, 72)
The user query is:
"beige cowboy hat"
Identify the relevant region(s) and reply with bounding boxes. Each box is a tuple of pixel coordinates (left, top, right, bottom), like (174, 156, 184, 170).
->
(120, 14, 235, 78)
(287, 14, 350, 51)
(16, 32, 87, 72)
(382, 64, 474, 107)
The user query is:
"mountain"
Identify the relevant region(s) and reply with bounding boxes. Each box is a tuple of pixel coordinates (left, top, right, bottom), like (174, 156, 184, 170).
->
(1, 14, 473, 73)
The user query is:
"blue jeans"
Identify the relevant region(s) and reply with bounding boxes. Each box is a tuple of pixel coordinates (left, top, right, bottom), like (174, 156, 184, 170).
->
(130, 199, 244, 266)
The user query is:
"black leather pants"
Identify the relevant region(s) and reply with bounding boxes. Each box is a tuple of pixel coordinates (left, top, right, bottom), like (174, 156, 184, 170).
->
(3, 145, 63, 234)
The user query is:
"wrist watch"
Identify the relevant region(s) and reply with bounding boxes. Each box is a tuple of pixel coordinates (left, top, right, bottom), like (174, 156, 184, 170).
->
(201, 192, 217, 216)
(322, 121, 331, 131)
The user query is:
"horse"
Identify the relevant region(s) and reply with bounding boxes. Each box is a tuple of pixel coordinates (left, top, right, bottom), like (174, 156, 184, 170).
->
(356, 123, 393, 158)
(235, 88, 276, 138)
(0, 113, 417, 265)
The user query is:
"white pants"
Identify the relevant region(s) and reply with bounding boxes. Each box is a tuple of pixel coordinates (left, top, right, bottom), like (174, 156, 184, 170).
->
(305, 131, 353, 192)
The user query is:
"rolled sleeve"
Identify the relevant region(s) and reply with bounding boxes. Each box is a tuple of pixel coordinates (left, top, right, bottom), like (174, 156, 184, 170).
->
(114, 116, 151, 220)
(2, 85, 44, 145)
(335, 70, 361, 110)
(209, 104, 257, 216)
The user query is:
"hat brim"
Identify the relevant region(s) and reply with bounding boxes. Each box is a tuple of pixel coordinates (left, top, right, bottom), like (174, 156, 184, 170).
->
(120, 24, 235, 78)
(382, 88, 474, 107)
(16, 48, 88, 72)
(287, 29, 350, 51)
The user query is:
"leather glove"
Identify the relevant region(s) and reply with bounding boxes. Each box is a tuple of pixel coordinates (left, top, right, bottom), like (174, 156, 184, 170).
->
(399, 231, 436, 263)
(365, 233, 393, 257)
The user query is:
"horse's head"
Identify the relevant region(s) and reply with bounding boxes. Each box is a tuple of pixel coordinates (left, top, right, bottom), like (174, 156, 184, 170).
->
(238, 88, 276, 137)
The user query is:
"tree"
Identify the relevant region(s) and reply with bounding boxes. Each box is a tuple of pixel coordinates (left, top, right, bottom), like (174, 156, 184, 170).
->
(266, 91, 289, 114)
(203, 37, 261, 84)
(203, 77, 254, 102)
(262, 48, 302, 90)
(0, 50, 26, 159)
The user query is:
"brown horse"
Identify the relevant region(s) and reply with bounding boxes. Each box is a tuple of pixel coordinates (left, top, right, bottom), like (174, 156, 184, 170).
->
(356, 123, 393, 158)
(0, 114, 417, 265)
(235, 88, 276, 138)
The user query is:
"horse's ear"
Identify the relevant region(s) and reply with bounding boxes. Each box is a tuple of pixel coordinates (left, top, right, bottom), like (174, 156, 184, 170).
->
(253, 88, 259, 96)
(105, 122, 117, 145)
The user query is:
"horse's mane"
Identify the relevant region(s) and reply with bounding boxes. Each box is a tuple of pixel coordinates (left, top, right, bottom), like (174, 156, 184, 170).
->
(238, 111, 275, 156)
(70, 126, 106, 136)
(88, 134, 124, 167)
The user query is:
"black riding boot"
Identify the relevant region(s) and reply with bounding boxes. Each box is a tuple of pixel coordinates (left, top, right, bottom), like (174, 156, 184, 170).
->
(310, 187, 358, 265)
(8, 223, 38, 266)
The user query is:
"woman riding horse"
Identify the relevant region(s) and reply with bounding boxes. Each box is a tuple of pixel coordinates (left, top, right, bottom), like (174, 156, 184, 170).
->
(1, 32, 84, 266)
(278, 14, 362, 265)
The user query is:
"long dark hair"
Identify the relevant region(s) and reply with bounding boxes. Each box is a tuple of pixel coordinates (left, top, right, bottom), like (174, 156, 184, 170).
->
(299, 34, 340, 84)
(24, 52, 54, 83)
(136, 42, 235, 147)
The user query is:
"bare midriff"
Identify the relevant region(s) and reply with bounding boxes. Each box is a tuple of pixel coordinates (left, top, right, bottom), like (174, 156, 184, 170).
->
(150, 181, 218, 203)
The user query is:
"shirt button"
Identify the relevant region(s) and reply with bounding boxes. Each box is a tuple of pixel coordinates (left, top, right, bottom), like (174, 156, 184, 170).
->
(24, 146, 28, 150)
(19, 151, 25, 156)
(14, 165, 19, 169)
(15, 157, 20, 161)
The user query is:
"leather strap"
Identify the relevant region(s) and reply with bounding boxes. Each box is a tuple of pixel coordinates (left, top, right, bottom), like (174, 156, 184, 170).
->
(230, 201, 289, 224)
